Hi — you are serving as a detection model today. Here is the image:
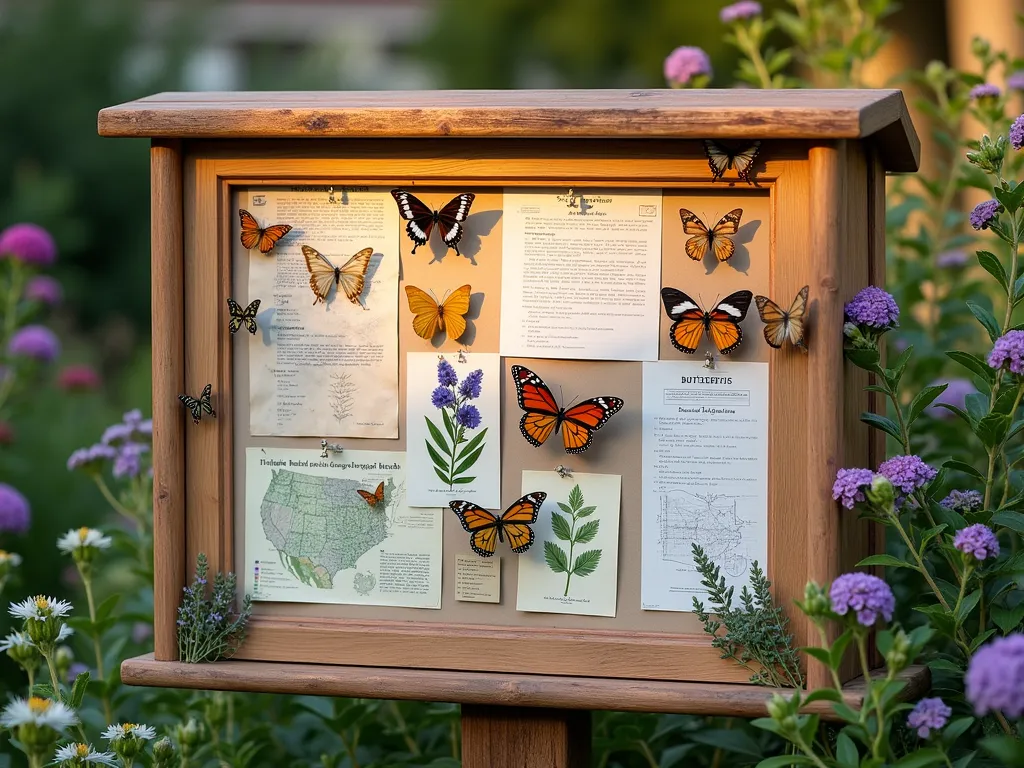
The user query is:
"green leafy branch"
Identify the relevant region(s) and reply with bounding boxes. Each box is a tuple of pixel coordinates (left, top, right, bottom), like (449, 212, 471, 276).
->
(544, 484, 601, 596)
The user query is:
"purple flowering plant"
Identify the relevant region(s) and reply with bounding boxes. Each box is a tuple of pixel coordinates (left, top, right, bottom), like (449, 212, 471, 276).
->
(424, 359, 487, 490)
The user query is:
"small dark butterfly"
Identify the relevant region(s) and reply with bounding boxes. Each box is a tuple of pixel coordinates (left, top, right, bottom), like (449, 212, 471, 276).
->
(390, 190, 475, 256)
(703, 139, 761, 184)
(227, 298, 260, 335)
(179, 383, 215, 425)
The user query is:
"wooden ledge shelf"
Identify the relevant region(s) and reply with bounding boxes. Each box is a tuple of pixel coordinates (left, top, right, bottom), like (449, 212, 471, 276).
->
(120, 654, 929, 720)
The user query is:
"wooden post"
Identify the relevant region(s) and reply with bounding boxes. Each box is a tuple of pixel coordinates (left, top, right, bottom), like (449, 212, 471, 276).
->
(461, 706, 591, 768)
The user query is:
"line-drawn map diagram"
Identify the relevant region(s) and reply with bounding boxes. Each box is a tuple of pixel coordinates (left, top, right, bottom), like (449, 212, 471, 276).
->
(658, 489, 754, 578)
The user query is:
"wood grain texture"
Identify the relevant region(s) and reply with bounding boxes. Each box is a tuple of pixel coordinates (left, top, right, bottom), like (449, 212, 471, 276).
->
(96, 89, 919, 172)
(462, 706, 590, 768)
(120, 654, 930, 720)
(150, 140, 185, 661)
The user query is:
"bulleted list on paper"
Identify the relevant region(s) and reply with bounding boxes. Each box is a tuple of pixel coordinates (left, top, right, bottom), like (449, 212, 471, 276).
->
(500, 188, 662, 361)
(246, 187, 399, 438)
(640, 360, 769, 612)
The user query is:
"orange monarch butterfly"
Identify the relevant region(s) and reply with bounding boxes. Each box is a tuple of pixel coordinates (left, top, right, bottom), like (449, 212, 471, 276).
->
(755, 285, 809, 350)
(302, 245, 373, 306)
(391, 190, 475, 256)
(449, 492, 547, 557)
(238, 209, 292, 254)
(679, 208, 743, 262)
(226, 298, 260, 335)
(178, 383, 215, 425)
(703, 139, 761, 184)
(404, 284, 472, 341)
(356, 481, 385, 509)
(661, 288, 753, 355)
(511, 365, 624, 455)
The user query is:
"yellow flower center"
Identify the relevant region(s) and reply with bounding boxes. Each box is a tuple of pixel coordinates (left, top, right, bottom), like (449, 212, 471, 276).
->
(123, 723, 137, 733)
(34, 596, 49, 611)
(78, 527, 90, 542)
(75, 744, 90, 757)
(0, 549, 7, 557)
(28, 697, 51, 714)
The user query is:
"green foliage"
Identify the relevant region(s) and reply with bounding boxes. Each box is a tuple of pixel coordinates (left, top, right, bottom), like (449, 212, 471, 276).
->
(544, 483, 602, 596)
(176, 554, 251, 665)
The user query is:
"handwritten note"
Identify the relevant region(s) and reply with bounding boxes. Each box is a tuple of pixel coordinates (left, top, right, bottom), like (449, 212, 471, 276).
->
(455, 555, 501, 603)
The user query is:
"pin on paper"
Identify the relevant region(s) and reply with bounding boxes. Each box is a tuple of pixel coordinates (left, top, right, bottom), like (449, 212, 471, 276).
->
(566, 187, 578, 209)
(703, 351, 717, 370)
(457, 350, 468, 364)
(554, 464, 573, 479)
(327, 186, 336, 204)
(320, 439, 344, 459)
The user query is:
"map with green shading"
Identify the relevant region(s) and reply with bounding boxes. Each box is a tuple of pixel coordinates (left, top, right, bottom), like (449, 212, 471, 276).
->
(260, 469, 391, 589)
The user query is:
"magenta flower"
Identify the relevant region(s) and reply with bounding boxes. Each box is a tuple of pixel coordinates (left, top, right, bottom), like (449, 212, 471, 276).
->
(954, 523, 1000, 561)
(664, 46, 713, 88)
(907, 697, 951, 739)
(8, 324, 59, 362)
(0, 223, 56, 266)
(720, 1, 762, 22)
(57, 364, 101, 392)
(970, 83, 1001, 100)
(877, 455, 936, 495)
(832, 468, 874, 509)
(971, 199, 1002, 230)
(844, 286, 899, 329)
(1012, 114, 1024, 151)
(829, 572, 895, 627)
(966, 633, 1024, 717)
(988, 330, 1024, 374)
(24, 275, 62, 305)
(0, 482, 30, 534)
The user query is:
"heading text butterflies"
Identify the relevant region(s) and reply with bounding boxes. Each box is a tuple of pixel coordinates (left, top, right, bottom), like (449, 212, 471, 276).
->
(302, 245, 373, 306)
(238, 209, 292, 254)
(449, 492, 547, 557)
(679, 208, 743, 263)
(755, 286, 809, 350)
(660, 288, 753, 355)
(405, 284, 471, 341)
(391, 190, 475, 256)
(511, 365, 624, 454)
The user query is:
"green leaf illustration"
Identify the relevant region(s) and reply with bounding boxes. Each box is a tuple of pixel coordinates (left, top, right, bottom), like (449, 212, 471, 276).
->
(424, 417, 451, 456)
(440, 407, 456, 442)
(451, 475, 476, 484)
(575, 505, 597, 518)
(556, 501, 573, 515)
(571, 549, 602, 577)
(456, 428, 488, 461)
(424, 439, 448, 471)
(567, 484, 584, 508)
(574, 520, 600, 545)
(453, 445, 485, 476)
(544, 541, 568, 573)
(551, 512, 572, 541)
(433, 467, 451, 485)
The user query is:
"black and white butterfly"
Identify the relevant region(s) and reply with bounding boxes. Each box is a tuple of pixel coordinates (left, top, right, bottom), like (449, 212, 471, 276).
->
(227, 298, 260, 335)
(703, 139, 761, 184)
(390, 190, 475, 256)
(179, 384, 215, 425)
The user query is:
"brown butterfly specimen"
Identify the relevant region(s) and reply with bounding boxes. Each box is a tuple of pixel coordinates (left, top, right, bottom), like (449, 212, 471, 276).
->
(679, 208, 743, 262)
(302, 245, 373, 306)
(239, 209, 292, 254)
(357, 481, 385, 509)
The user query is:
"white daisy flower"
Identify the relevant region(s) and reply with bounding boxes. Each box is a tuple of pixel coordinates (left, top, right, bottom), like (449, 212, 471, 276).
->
(8, 596, 73, 620)
(0, 697, 78, 731)
(53, 743, 119, 766)
(0, 550, 22, 567)
(56, 528, 112, 554)
(101, 723, 157, 741)
(55, 624, 74, 642)
(0, 630, 33, 651)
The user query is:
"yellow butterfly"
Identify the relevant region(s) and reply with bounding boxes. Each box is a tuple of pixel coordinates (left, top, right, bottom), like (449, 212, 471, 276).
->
(754, 286, 809, 350)
(404, 284, 471, 341)
(301, 245, 373, 306)
(679, 208, 743, 262)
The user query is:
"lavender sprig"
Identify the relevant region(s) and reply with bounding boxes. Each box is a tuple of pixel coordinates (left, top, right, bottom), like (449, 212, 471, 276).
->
(176, 553, 252, 663)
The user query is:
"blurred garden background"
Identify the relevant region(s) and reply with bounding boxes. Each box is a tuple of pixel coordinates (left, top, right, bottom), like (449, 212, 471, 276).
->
(3, 0, 1024, 766)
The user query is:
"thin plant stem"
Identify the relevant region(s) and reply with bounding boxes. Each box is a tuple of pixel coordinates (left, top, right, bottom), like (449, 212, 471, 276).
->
(733, 27, 773, 88)
(637, 740, 658, 768)
(387, 701, 421, 757)
(92, 476, 136, 520)
(80, 568, 113, 724)
(816, 625, 844, 691)
(43, 652, 60, 694)
(26, 665, 34, 696)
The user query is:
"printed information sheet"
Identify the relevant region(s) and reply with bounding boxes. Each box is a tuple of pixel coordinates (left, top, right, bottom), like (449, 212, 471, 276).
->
(406, 352, 501, 508)
(454, 555, 501, 603)
(500, 188, 662, 361)
(516, 470, 621, 617)
(246, 187, 400, 437)
(243, 448, 441, 609)
(640, 361, 768, 611)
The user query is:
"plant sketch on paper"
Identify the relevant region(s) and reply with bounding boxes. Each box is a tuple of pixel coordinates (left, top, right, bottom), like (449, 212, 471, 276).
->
(424, 359, 487, 489)
(544, 483, 602, 596)
(329, 372, 356, 422)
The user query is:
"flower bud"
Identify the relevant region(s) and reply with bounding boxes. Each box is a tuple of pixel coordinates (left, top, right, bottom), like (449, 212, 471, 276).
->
(865, 475, 896, 515)
(971, 36, 991, 61)
(800, 581, 832, 620)
(174, 718, 202, 755)
(152, 736, 176, 767)
(766, 692, 791, 721)
(886, 629, 912, 673)
(966, 134, 1007, 175)
(54, 645, 74, 680)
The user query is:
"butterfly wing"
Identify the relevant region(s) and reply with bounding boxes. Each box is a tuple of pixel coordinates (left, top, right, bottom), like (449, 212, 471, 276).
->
(449, 500, 500, 557)
(511, 365, 561, 447)
(754, 295, 787, 348)
(226, 298, 244, 335)
(356, 488, 377, 506)
(497, 491, 546, 553)
(661, 287, 708, 354)
(227, 298, 261, 335)
(784, 285, 809, 348)
(240, 299, 261, 334)
(336, 247, 373, 304)
(703, 140, 733, 181)
(257, 224, 293, 254)
(679, 209, 712, 261)
(302, 245, 337, 305)
(707, 290, 754, 354)
(731, 141, 762, 183)
(435, 193, 476, 253)
(405, 285, 443, 339)
(373, 480, 385, 504)
(437, 284, 472, 341)
(178, 394, 201, 424)
(198, 383, 215, 416)
(560, 397, 625, 454)
(709, 208, 743, 262)
(238, 209, 263, 251)
(391, 189, 435, 252)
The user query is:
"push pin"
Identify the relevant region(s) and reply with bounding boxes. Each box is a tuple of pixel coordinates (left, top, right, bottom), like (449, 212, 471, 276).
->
(327, 186, 336, 204)
(457, 350, 468, 364)
(320, 439, 343, 459)
(554, 464, 573, 479)
(703, 352, 716, 370)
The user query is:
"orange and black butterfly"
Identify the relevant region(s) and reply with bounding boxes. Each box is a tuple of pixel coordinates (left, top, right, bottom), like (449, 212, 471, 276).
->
(238, 209, 293, 254)
(661, 288, 753, 355)
(679, 208, 743, 262)
(449, 492, 547, 557)
(511, 365, 624, 455)
(356, 481, 385, 509)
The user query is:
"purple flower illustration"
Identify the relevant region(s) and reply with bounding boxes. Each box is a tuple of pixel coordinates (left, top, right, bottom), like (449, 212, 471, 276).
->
(425, 360, 488, 489)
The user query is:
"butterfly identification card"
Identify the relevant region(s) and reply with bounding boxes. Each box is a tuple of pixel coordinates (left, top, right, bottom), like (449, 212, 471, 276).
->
(639, 360, 768, 612)
(242, 448, 442, 609)
(454, 554, 501, 603)
(499, 188, 663, 361)
(405, 352, 502, 508)
(515, 470, 621, 617)
(243, 187, 401, 438)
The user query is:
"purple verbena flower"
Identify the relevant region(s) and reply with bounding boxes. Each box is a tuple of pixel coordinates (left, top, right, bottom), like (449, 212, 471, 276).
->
(720, 1, 762, 22)
(24, 275, 62, 305)
(966, 633, 1024, 717)
(907, 697, 951, 739)
(971, 199, 1002, 230)
(455, 404, 481, 429)
(431, 386, 455, 409)
(459, 369, 483, 400)
(844, 286, 899, 329)
(67, 443, 117, 473)
(101, 423, 134, 446)
(123, 409, 143, 427)
(113, 443, 149, 480)
(437, 359, 458, 387)
(927, 378, 975, 418)
(0, 483, 30, 535)
(66, 661, 90, 683)
(0, 223, 57, 266)
(829, 572, 895, 627)
(8, 324, 59, 362)
(1012, 114, 1024, 151)
(988, 330, 1024, 374)
(970, 83, 1001, 101)
(664, 46, 713, 88)
(832, 468, 875, 509)
(935, 249, 969, 268)
(940, 489, 983, 514)
(136, 419, 153, 437)
(877, 455, 937, 495)
(954, 523, 1000, 561)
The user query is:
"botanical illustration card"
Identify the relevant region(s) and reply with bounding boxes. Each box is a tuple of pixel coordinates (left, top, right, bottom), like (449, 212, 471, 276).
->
(406, 352, 501, 508)
(515, 470, 621, 617)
